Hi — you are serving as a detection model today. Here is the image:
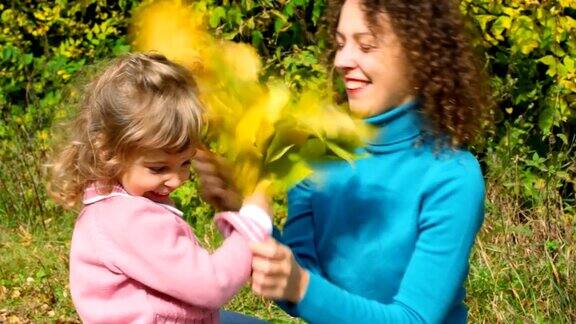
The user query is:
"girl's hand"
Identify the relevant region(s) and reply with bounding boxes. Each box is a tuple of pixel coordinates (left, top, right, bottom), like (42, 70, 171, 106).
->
(192, 149, 242, 211)
(250, 238, 309, 303)
(243, 191, 272, 218)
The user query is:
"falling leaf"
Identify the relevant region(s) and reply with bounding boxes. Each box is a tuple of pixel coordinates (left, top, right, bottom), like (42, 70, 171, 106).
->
(222, 42, 262, 82)
(130, 0, 210, 72)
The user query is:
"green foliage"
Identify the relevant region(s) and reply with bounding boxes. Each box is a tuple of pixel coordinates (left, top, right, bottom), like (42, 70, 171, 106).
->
(0, 0, 136, 133)
(463, 0, 576, 211)
(0, 0, 138, 223)
(204, 0, 328, 88)
(0, 0, 575, 321)
(464, 0, 575, 135)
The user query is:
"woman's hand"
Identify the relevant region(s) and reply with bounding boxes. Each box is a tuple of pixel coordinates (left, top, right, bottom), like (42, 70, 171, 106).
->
(192, 149, 242, 211)
(250, 238, 309, 303)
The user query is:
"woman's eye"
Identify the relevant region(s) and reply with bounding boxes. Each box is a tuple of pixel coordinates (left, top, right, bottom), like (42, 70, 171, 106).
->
(360, 44, 375, 52)
(181, 160, 191, 168)
(336, 42, 345, 50)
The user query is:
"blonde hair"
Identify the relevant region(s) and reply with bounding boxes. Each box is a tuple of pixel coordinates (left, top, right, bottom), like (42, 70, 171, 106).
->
(47, 52, 204, 208)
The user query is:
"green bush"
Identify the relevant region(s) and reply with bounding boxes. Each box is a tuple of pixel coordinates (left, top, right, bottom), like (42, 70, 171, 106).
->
(463, 0, 576, 210)
(0, 0, 137, 224)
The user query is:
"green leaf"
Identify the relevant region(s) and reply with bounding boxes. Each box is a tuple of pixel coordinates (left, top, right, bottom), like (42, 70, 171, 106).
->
(251, 30, 263, 49)
(243, 0, 255, 11)
(284, 3, 295, 17)
(539, 55, 558, 77)
(312, 1, 323, 26)
(475, 15, 496, 33)
(112, 38, 130, 56)
(266, 144, 295, 163)
(274, 18, 285, 33)
(299, 138, 327, 160)
(502, 7, 519, 18)
(563, 56, 574, 71)
(510, 16, 540, 54)
(228, 6, 244, 25)
(326, 142, 355, 164)
(266, 155, 312, 192)
(491, 16, 512, 40)
(557, 133, 568, 144)
(22, 54, 33, 65)
(538, 107, 555, 135)
(1, 9, 14, 22)
(210, 7, 226, 28)
(2, 45, 13, 60)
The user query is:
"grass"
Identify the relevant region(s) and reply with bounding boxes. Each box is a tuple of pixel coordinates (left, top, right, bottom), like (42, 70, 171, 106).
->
(0, 217, 78, 323)
(0, 134, 574, 322)
(1, 180, 574, 323)
(465, 149, 575, 323)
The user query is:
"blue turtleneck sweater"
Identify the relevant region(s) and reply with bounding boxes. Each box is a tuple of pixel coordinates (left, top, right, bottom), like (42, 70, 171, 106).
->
(274, 101, 485, 323)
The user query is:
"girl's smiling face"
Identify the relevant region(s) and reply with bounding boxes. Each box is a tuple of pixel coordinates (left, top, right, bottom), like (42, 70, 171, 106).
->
(334, 0, 414, 117)
(120, 147, 195, 204)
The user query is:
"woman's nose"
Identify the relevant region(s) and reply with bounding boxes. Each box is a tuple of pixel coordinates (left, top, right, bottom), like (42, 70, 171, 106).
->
(334, 45, 355, 70)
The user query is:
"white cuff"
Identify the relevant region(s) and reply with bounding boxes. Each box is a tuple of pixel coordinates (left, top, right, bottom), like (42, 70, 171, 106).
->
(239, 204, 273, 235)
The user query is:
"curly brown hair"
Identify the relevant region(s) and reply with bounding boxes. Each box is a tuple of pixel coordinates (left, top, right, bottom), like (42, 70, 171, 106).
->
(327, 0, 492, 148)
(47, 53, 204, 208)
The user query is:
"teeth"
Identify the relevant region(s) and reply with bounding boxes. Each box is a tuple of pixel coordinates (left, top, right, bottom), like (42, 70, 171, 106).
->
(346, 80, 369, 90)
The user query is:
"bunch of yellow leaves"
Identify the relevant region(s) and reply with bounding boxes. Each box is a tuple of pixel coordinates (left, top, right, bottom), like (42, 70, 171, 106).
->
(131, 0, 374, 197)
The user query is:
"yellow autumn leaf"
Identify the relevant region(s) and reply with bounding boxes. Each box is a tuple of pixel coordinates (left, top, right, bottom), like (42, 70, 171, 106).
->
(131, 0, 210, 72)
(233, 85, 289, 157)
(222, 41, 262, 82)
(233, 156, 262, 197)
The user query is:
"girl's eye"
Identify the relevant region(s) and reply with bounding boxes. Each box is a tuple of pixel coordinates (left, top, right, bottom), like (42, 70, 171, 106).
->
(148, 166, 167, 174)
(181, 160, 191, 168)
(336, 42, 345, 50)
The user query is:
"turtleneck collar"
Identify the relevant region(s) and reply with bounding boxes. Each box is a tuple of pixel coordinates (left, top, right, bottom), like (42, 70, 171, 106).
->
(363, 100, 422, 153)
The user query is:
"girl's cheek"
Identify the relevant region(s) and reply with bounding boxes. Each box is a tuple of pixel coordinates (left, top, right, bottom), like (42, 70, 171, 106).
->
(180, 169, 191, 181)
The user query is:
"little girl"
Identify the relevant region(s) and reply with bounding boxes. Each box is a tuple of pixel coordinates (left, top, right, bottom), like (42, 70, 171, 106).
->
(48, 53, 270, 323)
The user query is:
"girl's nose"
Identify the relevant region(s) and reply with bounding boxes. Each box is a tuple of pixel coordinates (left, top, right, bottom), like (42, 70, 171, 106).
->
(164, 173, 183, 189)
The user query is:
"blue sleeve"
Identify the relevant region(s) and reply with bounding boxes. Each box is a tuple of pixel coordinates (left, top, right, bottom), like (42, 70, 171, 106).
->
(273, 179, 322, 316)
(290, 155, 485, 323)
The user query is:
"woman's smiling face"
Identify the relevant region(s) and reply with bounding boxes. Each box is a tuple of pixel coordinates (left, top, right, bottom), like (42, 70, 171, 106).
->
(334, 0, 414, 117)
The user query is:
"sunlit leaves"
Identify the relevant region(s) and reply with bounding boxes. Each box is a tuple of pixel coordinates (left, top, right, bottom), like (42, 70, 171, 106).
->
(464, 0, 575, 136)
(130, 0, 210, 72)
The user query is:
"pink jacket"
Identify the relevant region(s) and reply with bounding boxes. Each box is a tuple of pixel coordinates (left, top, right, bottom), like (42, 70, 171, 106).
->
(69, 185, 271, 324)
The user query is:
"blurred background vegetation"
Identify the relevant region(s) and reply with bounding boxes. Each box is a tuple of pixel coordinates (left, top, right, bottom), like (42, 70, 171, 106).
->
(0, 0, 574, 322)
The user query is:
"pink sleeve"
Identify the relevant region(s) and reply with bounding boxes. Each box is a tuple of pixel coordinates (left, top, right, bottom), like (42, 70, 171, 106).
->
(214, 204, 273, 242)
(93, 199, 252, 309)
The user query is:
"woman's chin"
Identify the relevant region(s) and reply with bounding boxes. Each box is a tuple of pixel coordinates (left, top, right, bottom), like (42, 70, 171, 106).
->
(348, 103, 376, 118)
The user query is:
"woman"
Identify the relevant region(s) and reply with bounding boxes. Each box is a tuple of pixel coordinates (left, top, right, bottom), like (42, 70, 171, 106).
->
(194, 0, 491, 322)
